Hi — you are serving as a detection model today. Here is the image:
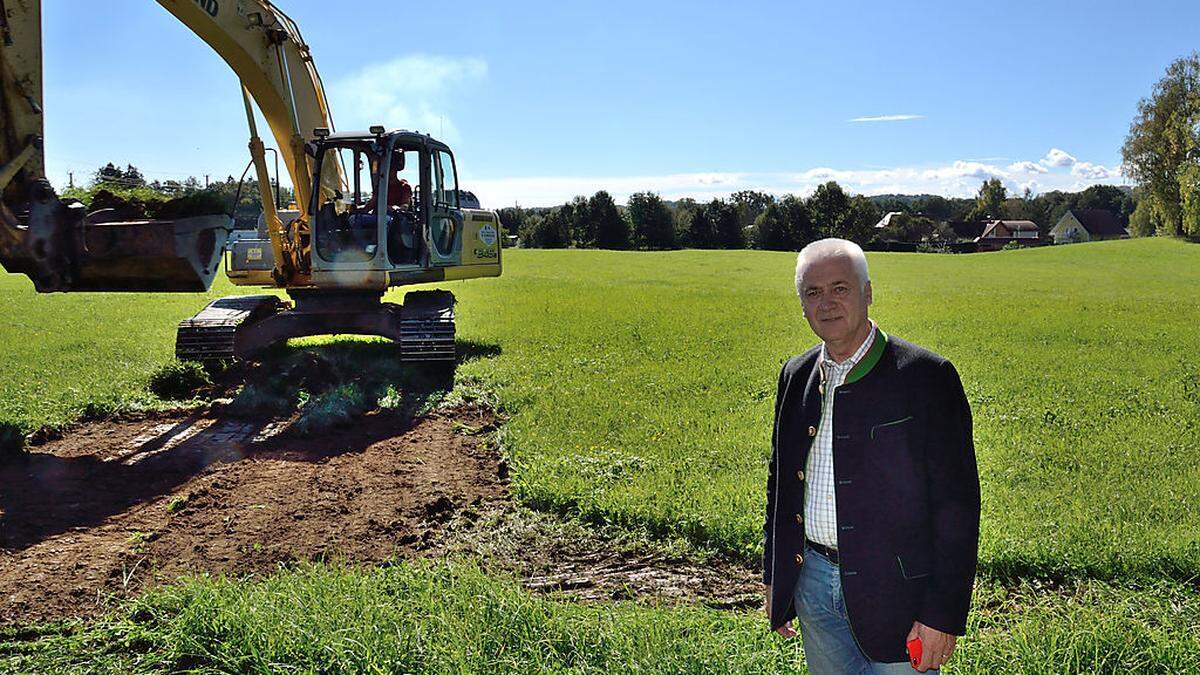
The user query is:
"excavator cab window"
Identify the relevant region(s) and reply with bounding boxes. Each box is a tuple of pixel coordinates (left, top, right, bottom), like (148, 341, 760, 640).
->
(382, 148, 421, 266)
(313, 142, 381, 263)
(430, 149, 462, 259)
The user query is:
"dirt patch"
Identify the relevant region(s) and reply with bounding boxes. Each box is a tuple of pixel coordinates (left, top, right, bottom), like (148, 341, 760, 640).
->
(0, 405, 505, 626)
(432, 508, 762, 610)
(0, 401, 761, 628)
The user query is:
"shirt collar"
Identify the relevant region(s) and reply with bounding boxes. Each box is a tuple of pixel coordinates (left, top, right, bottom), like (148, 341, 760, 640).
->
(820, 320, 877, 369)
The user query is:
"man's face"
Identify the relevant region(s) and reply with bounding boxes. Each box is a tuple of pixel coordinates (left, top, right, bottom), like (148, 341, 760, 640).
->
(799, 255, 872, 345)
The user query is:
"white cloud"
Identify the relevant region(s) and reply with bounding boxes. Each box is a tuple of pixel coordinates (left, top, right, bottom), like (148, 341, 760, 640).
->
(1041, 148, 1077, 167)
(849, 114, 925, 123)
(328, 55, 487, 143)
(464, 152, 1128, 208)
(1008, 160, 1047, 174)
(1070, 161, 1118, 179)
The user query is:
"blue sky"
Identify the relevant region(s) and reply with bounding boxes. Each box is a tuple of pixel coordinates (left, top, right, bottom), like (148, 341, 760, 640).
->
(39, 1, 1200, 206)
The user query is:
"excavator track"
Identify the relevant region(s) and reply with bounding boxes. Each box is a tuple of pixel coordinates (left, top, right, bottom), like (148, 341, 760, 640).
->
(398, 290, 456, 362)
(175, 295, 284, 362)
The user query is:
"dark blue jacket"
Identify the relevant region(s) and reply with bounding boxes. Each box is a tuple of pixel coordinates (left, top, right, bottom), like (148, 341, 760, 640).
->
(763, 331, 980, 663)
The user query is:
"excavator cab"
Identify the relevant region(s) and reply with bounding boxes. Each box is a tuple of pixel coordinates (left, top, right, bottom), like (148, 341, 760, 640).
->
(303, 129, 470, 287)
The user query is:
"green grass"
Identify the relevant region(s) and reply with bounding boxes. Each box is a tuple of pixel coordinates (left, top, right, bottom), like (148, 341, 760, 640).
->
(2, 239, 1200, 669)
(1, 562, 1197, 674)
(0, 280, 243, 432)
(2, 239, 1199, 582)
(449, 239, 1200, 583)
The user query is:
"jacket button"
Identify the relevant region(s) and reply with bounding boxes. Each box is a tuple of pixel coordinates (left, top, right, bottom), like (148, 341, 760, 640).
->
(795, 513, 803, 525)
(796, 470, 805, 481)
(795, 553, 804, 566)
(807, 425, 817, 437)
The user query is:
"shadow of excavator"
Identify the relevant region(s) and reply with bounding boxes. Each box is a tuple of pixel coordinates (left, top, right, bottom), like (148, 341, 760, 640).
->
(0, 337, 502, 552)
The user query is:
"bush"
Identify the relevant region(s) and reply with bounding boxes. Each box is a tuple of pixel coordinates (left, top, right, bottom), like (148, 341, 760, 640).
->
(149, 360, 212, 400)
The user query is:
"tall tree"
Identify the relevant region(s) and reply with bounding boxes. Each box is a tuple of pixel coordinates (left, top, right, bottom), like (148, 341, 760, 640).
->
(671, 198, 700, 247)
(807, 181, 851, 238)
(589, 190, 630, 249)
(914, 195, 952, 221)
(780, 195, 817, 248)
(752, 201, 793, 250)
(686, 202, 717, 248)
(841, 195, 881, 244)
(731, 190, 774, 234)
(1074, 184, 1135, 220)
(627, 192, 676, 249)
(710, 198, 744, 249)
(1179, 161, 1200, 237)
(1122, 52, 1200, 236)
(968, 178, 1007, 221)
(94, 162, 124, 186)
(123, 164, 147, 188)
(1128, 196, 1157, 237)
(522, 209, 570, 248)
(497, 205, 526, 238)
(566, 195, 591, 246)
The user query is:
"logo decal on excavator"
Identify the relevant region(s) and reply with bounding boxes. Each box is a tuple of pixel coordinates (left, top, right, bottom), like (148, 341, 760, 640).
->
(478, 224, 497, 247)
(194, 0, 219, 17)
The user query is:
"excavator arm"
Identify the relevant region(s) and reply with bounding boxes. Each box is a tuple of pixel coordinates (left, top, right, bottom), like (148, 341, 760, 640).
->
(0, 0, 343, 291)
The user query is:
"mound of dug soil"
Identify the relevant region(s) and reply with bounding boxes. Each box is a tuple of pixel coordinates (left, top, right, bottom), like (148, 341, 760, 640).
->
(0, 404, 504, 625)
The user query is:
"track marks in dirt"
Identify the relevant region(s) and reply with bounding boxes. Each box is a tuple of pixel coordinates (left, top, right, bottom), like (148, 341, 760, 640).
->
(0, 406, 504, 625)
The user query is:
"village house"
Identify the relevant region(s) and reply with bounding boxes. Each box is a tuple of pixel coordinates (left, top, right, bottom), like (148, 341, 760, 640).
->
(1049, 208, 1129, 243)
(974, 219, 1041, 251)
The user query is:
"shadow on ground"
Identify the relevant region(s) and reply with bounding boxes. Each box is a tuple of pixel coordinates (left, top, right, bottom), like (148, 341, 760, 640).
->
(0, 336, 503, 552)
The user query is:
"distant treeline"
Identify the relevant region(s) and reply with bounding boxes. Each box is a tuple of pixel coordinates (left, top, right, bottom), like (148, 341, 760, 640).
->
(498, 180, 1139, 250)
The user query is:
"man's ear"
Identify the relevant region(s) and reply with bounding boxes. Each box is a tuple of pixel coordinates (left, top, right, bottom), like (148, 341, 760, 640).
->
(864, 280, 873, 306)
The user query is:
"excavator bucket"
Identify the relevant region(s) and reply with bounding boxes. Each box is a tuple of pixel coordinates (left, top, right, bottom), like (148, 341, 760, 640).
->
(1, 181, 229, 293)
(66, 215, 229, 292)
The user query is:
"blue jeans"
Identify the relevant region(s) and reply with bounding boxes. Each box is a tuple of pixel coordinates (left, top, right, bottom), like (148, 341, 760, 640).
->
(794, 542, 937, 675)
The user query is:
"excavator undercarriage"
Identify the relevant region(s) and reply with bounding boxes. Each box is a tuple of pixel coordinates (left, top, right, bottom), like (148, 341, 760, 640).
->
(175, 289, 455, 362)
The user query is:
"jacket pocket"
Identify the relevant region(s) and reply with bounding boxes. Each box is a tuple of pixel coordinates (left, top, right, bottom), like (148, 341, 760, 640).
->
(896, 550, 932, 580)
(870, 415, 914, 439)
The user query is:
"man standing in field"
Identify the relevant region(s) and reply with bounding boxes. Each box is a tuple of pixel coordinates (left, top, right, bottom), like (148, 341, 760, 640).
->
(762, 238, 980, 673)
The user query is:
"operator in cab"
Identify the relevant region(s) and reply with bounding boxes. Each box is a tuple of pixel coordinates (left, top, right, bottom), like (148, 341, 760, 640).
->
(383, 151, 418, 265)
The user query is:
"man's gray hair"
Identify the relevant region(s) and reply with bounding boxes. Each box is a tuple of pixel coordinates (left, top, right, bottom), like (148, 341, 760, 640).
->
(794, 238, 870, 294)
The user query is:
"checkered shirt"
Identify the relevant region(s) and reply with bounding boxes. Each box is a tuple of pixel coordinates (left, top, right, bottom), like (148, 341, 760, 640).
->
(804, 321, 878, 549)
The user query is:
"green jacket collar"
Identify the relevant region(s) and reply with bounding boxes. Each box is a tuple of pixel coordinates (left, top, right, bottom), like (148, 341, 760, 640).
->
(844, 328, 887, 385)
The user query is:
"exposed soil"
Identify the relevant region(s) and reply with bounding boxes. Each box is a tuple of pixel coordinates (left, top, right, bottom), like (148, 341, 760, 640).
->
(0, 403, 760, 627)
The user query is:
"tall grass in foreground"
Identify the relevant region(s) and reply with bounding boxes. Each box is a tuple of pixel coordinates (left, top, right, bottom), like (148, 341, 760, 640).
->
(2, 562, 1197, 674)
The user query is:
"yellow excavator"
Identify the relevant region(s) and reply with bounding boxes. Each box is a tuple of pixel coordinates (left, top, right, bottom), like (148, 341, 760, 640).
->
(0, 0, 501, 362)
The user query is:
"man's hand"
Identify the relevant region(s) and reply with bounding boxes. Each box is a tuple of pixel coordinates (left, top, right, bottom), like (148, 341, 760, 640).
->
(764, 585, 797, 637)
(906, 621, 956, 672)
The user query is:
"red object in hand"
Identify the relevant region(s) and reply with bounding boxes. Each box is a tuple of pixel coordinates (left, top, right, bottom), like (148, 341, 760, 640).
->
(907, 637, 923, 669)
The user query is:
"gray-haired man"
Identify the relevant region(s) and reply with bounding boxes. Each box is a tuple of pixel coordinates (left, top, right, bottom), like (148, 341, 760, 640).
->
(763, 238, 980, 673)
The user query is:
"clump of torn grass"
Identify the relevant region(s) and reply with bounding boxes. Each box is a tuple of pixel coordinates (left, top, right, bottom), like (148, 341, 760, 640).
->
(148, 360, 211, 401)
(222, 339, 468, 434)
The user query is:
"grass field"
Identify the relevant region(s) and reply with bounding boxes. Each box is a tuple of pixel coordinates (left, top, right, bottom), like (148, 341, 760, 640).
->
(2, 238, 1199, 670)
(2, 563, 1198, 673)
(452, 239, 1200, 583)
(3, 240, 1199, 577)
